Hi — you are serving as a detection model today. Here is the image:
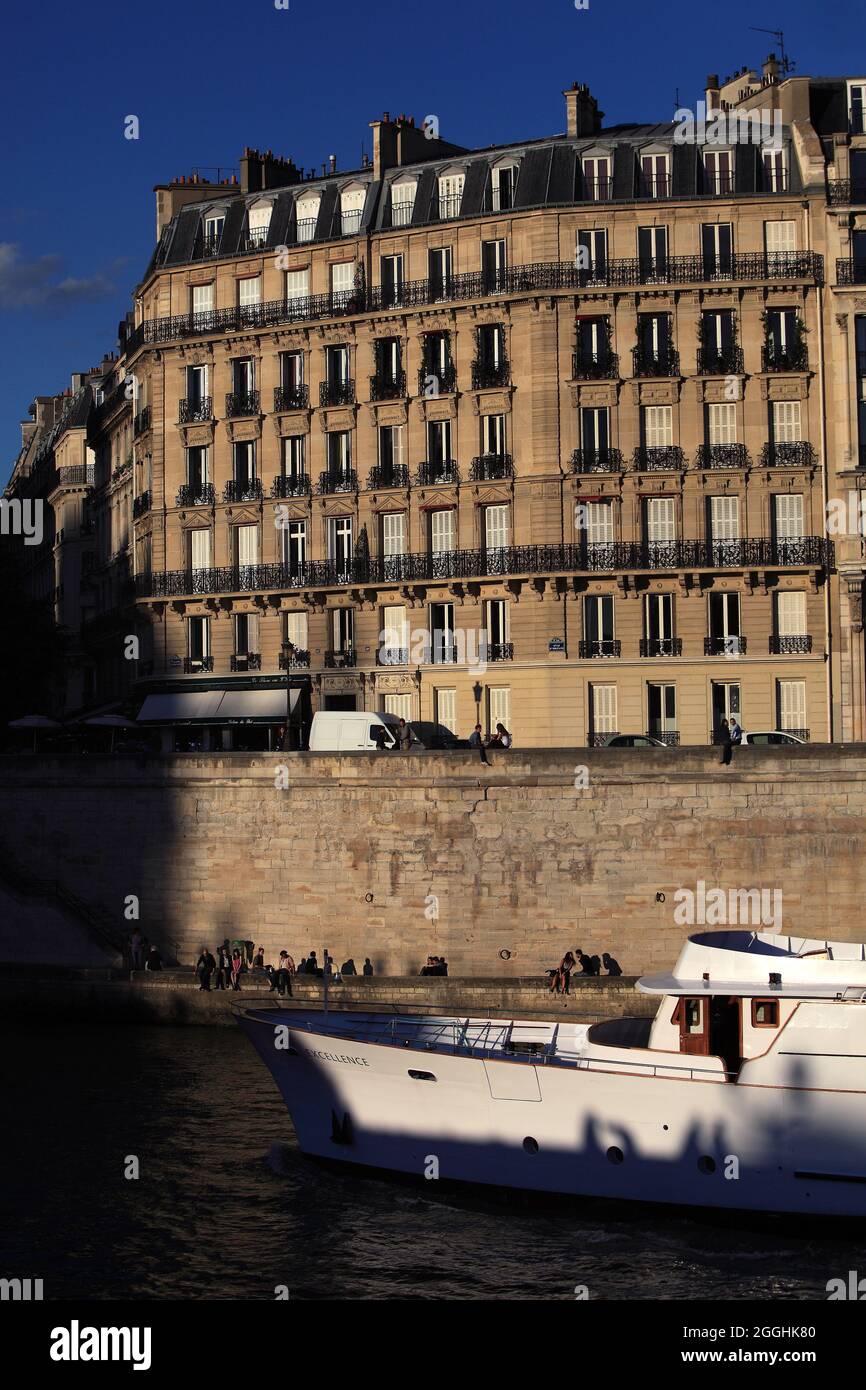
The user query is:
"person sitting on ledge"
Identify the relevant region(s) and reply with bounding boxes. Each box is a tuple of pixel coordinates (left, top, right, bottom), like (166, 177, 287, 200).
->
(145, 945, 163, 972)
(363, 958, 374, 976)
(549, 951, 575, 994)
(575, 949, 599, 976)
(195, 947, 215, 991)
(341, 958, 357, 976)
(602, 952, 623, 977)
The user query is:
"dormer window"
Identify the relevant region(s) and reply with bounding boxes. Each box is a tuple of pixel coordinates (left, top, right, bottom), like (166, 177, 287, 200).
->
(640, 150, 670, 199)
(438, 171, 465, 220)
(340, 185, 366, 236)
(703, 149, 734, 196)
(390, 179, 416, 227)
(203, 213, 224, 254)
(582, 155, 611, 201)
(761, 146, 787, 193)
(246, 202, 272, 250)
(296, 193, 320, 244)
(492, 164, 518, 211)
(849, 81, 866, 135)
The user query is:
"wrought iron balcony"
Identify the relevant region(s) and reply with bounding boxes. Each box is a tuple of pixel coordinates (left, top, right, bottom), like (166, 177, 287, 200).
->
(632, 345, 680, 377)
(828, 180, 866, 206)
(295, 218, 317, 243)
(572, 350, 619, 379)
(437, 196, 463, 221)
(589, 731, 619, 747)
(225, 391, 260, 417)
(769, 634, 813, 654)
(241, 226, 270, 252)
(430, 644, 458, 664)
(223, 479, 263, 502)
(470, 453, 514, 481)
(200, 236, 221, 258)
(781, 727, 810, 741)
(418, 361, 457, 394)
(179, 397, 213, 423)
(340, 209, 363, 236)
(389, 201, 414, 228)
(761, 343, 809, 372)
(649, 730, 680, 745)
(639, 637, 683, 657)
(704, 635, 747, 656)
(324, 648, 357, 668)
(271, 474, 310, 498)
(133, 406, 151, 437)
(317, 469, 357, 494)
(369, 371, 407, 401)
(278, 648, 310, 669)
(184, 656, 214, 673)
(378, 647, 408, 666)
(695, 443, 750, 470)
(836, 259, 866, 286)
(320, 379, 355, 407)
(416, 460, 459, 485)
(760, 442, 818, 468)
(274, 385, 309, 411)
(176, 483, 215, 507)
(487, 642, 514, 662)
(633, 446, 686, 472)
(579, 640, 621, 658)
(471, 359, 510, 389)
(132, 490, 152, 518)
(230, 652, 262, 670)
(571, 447, 624, 474)
(135, 537, 834, 600)
(366, 465, 409, 490)
(696, 346, 745, 375)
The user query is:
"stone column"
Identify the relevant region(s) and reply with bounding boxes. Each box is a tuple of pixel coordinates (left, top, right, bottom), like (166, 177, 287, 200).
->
(844, 572, 865, 742)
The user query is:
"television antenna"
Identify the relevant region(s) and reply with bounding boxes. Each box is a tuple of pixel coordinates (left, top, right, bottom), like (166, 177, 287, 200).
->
(749, 27, 795, 76)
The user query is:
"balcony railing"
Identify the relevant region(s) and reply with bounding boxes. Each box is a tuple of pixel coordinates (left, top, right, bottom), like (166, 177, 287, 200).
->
(695, 443, 750, 470)
(487, 642, 514, 662)
(781, 727, 810, 741)
(649, 730, 680, 745)
(760, 442, 818, 468)
(418, 361, 457, 394)
(320, 379, 355, 406)
(828, 180, 866, 206)
(762, 343, 809, 372)
(632, 345, 680, 377)
(274, 385, 309, 411)
(366, 465, 409, 490)
(230, 652, 262, 670)
(179, 397, 213, 423)
(579, 640, 621, 658)
(133, 406, 151, 437)
(704, 635, 747, 656)
(176, 483, 215, 507)
(241, 226, 270, 252)
(135, 537, 834, 599)
(278, 648, 311, 669)
(837, 259, 866, 286)
(471, 359, 510, 389)
(696, 345, 745, 375)
(317, 470, 357, 494)
(416, 460, 459, 485)
(589, 731, 619, 747)
(572, 350, 619, 380)
(324, 649, 357, 668)
(633, 446, 686, 472)
(223, 479, 263, 502)
(125, 253, 826, 355)
(639, 637, 683, 657)
(225, 391, 260, 417)
(571, 447, 624, 474)
(271, 474, 310, 498)
(470, 453, 514, 481)
(378, 647, 409, 666)
(132, 490, 152, 518)
(769, 635, 813, 654)
(369, 371, 407, 401)
(184, 656, 214, 673)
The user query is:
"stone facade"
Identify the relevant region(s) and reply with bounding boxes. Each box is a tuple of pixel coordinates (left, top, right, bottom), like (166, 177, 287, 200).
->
(1, 747, 864, 975)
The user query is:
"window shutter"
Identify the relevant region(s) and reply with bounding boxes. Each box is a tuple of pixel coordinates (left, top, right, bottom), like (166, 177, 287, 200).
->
(488, 687, 511, 732)
(431, 510, 455, 553)
(485, 504, 510, 550)
(710, 496, 740, 539)
(778, 679, 806, 730)
(644, 406, 673, 447)
(646, 497, 676, 542)
(190, 529, 211, 570)
(286, 612, 308, 648)
(774, 494, 804, 539)
(591, 684, 617, 734)
(708, 403, 737, 444)
(435, 689, 457, 733)
(772, 401, 802, 442)
(777, 592, 806, 636)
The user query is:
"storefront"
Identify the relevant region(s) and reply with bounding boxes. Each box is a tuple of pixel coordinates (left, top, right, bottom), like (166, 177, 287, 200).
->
(136, 679, 312, 751)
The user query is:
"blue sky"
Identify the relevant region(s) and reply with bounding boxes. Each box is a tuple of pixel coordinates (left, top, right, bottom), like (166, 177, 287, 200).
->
(1, 0, 861, 479)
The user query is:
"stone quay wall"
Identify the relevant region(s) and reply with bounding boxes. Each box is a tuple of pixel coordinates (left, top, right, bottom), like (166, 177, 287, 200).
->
(1, 745, 864, 977)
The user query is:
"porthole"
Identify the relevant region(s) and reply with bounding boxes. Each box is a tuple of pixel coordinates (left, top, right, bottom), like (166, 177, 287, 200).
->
(698, 1155, 716, 1175)
(606, 1146, 624, 1165)
(523, 1136, 539, 1155)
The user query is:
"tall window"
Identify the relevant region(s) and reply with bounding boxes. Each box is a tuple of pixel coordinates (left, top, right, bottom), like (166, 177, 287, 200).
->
(642, 405, 674, 448)
(708, 591, 742, 655)
(187, 616, 210, 668)
(247, 203, 271, 247)
(777, 679, 806, 734)
(708, 496, 740, 542)
(191, 283, 214, 318)
(707, 402, 737, 444)
(326, 430, 351, 478)
(485, 598, 509, 651)
(645, 593, 674, 644)
(590, 684, 618, 740)
(284, 611, 308, 651)
(492, 164, 517, 210)
(281, 519, 307, 572)
(773, 493, 804, 543)
(280, 350, 304, 391)
(285, 269, 310, 304)
(435, 688, 457, 733)
(430, 508, 455, 556)
(776, 591, 806, 638)
(647, 683, 677, 738)
(327, 517, 353, 575)
(391, 180, 416, 226)
(380, 254, 404, 307)
(638, 226, 668, 280)
(703, 150, 734, 195)
(771, 400, 802, 443)
(581, 406, 609, 455)
(484, 503, 510, 553)
(296, 195, 320, 243)
(332, 608, 355, 654)
(762, 147, 786, 192)
(282, 435, 305, 483)
(645, 497, 676, 553)
(487, 687, 511, 733)
(583, 594, 615, 651)
(238, 276, 262, 312)
(186, 446, 209, 493)
(427, 419, 452, 466)
(438, 173, 464, 219)
(583, 500, 614, 551)
(701, 223, 733, 278)
(428, 247, 453, 300)
(378, 423, 405, 476)
(380, 604, 408, 663)
(481, 414, 506, 457)
(330, 262, 354, 301)
(233, 441, 256, 490)
(235, 523, 259, 572)
(429, 602, 456, 663)
(234, 613, 259, 658)
(189, 528, 211, 574)
(340, 187, 365, 236)
(640, 153, 670, 198)
(577, 229, 607, 283)
(203, 214, 224, 248)
(482, 239, 507, 292)
(582, 156, 611, 200)
(381, 512, 406, 557)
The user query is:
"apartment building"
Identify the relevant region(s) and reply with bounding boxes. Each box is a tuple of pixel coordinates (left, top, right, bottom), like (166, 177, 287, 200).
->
(13, 60, 866, 748)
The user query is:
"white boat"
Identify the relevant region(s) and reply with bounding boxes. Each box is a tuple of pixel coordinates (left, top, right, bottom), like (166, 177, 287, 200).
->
(236, 930, 866, 1217)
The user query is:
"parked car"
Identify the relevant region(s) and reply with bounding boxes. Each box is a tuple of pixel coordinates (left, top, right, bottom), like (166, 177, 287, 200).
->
(598, 733, 668, 748)
(738, 730, 807, 746)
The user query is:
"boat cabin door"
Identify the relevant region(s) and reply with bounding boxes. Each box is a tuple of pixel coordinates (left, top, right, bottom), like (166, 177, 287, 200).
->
(675, 997, 708, 1055)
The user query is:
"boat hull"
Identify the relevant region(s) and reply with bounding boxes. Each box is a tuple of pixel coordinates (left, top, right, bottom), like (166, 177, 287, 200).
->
(237, 1008, 866, 1218)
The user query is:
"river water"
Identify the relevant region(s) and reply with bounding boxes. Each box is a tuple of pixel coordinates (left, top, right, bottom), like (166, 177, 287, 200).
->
(2, 1024, 860, 1301)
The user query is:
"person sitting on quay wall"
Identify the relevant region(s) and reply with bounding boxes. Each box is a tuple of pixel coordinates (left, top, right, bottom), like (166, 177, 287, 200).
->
(548, 950, 576, 994)
(362, 958, 374, 977)
(145, 945, 163, 971)
(602, 953, 623, 977)
(195, 947, 216, 991)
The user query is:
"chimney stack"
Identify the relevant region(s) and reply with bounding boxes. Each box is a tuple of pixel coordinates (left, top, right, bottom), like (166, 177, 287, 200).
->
(762, 52, 779, 84)
(563, 82, 604, 138)
(705, 74, 720, 111)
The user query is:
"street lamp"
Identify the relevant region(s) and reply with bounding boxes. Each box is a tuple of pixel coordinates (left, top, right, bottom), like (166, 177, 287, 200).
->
(281, 638, 295, 751)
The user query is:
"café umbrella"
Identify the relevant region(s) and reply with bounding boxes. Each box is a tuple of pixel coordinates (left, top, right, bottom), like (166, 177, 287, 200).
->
(8, 714, 62, 750)
(82, 713, 138, 751)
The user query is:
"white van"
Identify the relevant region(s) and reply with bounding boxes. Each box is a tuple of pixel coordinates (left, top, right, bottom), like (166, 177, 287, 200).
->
(308, 710, 406, 752)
